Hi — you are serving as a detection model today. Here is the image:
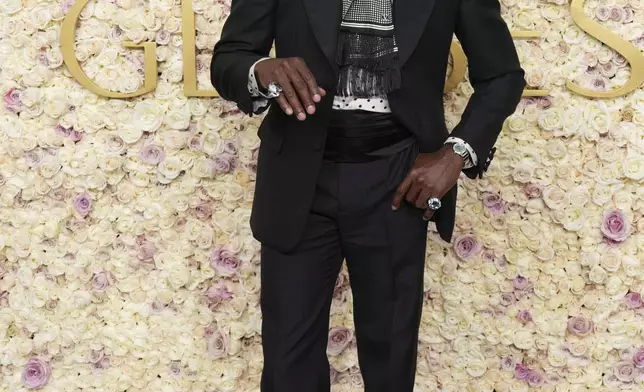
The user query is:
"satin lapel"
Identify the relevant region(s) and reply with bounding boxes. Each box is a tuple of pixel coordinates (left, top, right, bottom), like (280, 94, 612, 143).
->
(302, 0, 342, 70)
(395, 0, 437, 66)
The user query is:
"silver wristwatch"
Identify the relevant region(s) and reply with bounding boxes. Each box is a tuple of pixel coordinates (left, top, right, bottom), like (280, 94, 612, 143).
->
(447, 141, 473, 169)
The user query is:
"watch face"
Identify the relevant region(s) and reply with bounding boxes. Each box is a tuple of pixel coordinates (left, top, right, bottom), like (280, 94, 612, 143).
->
(453, 143, 467, 156)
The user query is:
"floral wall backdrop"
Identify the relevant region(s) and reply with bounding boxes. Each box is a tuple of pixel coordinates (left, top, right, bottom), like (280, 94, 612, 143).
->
(1, 0, 644, 391)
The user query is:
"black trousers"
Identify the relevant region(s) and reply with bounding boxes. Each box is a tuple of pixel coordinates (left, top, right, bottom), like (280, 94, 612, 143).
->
(259, 143, 429, 392)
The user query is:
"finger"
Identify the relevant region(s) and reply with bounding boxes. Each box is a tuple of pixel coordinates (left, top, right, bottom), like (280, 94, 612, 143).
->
(423, 209, 434, 221)
(415, 190, 433, 210)
(406, 183, 423, 208)
(274, 69, 306, 120)
(284, 63, 315, 115)
(274, 95, 293, 116)
(392, 175, 413, 210)
(292, 58, 322, 103)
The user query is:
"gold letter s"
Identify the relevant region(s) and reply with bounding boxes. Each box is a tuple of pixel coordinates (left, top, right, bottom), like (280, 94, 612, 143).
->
(568, 0, 644, 98)
(61, 0, 157, 98)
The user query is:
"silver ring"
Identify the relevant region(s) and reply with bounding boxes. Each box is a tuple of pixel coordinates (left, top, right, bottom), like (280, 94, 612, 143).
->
(427, 197, 442, 211)
(266, 82, 282, 98)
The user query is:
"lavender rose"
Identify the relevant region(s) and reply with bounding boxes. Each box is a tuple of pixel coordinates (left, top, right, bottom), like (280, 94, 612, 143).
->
(482, 192, 504, 214)
(527, 371, 545, 387)
(327, 326, 352, 356)
(91, 272, 110, 291)
(73, 193, 92, 217)
(517, 311, 532, 324)
(615, 361, 636, 382)
(633, 347, 644, 369)
(210, 247, 241, 277)
(626, 292, 643, 309)
(567, 316, 593, 337)
(453, 235, 481, 260)
(500, 292, 516, 306)
(140, 145, 165, 164)
(89, 350, 104, 364)
(21, 357, 51, 389)
(601, 209, 629, 242)
(207, 329, 228, 358)
(212, 153, 236, 174)
(513, 276, 530, 290)
(500, 357, 516, 371)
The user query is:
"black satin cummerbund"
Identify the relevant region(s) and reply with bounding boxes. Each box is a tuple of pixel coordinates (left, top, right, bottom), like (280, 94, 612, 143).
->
(324, 110, 415, 163)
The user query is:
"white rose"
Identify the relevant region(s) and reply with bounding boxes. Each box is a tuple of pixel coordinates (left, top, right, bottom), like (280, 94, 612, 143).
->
(623, 155, 644, 180)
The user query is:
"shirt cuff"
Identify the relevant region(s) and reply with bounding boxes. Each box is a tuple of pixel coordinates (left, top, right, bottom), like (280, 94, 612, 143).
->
(445, 137, 478, 169)
(248, 57, 271, 97)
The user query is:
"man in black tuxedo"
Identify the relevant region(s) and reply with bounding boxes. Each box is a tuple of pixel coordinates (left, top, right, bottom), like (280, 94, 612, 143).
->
(211, 0, 525, 389)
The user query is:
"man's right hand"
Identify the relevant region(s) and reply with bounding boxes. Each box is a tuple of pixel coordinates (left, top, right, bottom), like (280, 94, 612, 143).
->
(254, 57, 326, 121)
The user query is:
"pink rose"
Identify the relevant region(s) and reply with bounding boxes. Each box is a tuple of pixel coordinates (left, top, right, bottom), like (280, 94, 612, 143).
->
(137, 241, 156, 262)
(73, 193, 92, 217)
(567, 316, 593, 337)
(4, 88, 22, 113)
(188, 136, 203, 151)
(210, 247, 241, 277)
(206, 282, 233, 305)
(327, 326, 352, 356)
(194, 204, 212, 220)
(626, 292, 643, 309)
(453, 235, 481, 260)
(601, 209, 629, 242)
(69, 130, 83, 142)
(330, 366, 339, 383)
(21, 357, 51, 389)
(514, 363, 530, 380)
(523, 183, 542, 198)
(140, 145, 165, 164)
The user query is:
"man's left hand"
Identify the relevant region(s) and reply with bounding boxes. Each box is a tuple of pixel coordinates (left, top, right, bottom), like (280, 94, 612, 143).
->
(391, 144, 464, 220)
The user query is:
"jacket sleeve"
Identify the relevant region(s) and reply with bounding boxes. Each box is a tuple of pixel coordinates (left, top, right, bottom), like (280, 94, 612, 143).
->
(451, 0, 526, 179)
(210, 0, 276, 115)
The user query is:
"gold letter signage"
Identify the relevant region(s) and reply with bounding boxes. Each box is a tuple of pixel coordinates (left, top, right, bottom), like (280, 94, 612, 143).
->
(60, 0, 158, 98)
(62, 0, 644, 99)
(567, 0, 644, 98)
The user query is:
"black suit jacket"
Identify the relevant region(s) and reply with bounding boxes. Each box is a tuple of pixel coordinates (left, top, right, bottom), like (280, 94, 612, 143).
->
(211, 0, 526, 253)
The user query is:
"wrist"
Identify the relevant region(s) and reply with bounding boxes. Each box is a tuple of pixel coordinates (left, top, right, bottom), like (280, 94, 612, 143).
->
(440, 144, 465, 169)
